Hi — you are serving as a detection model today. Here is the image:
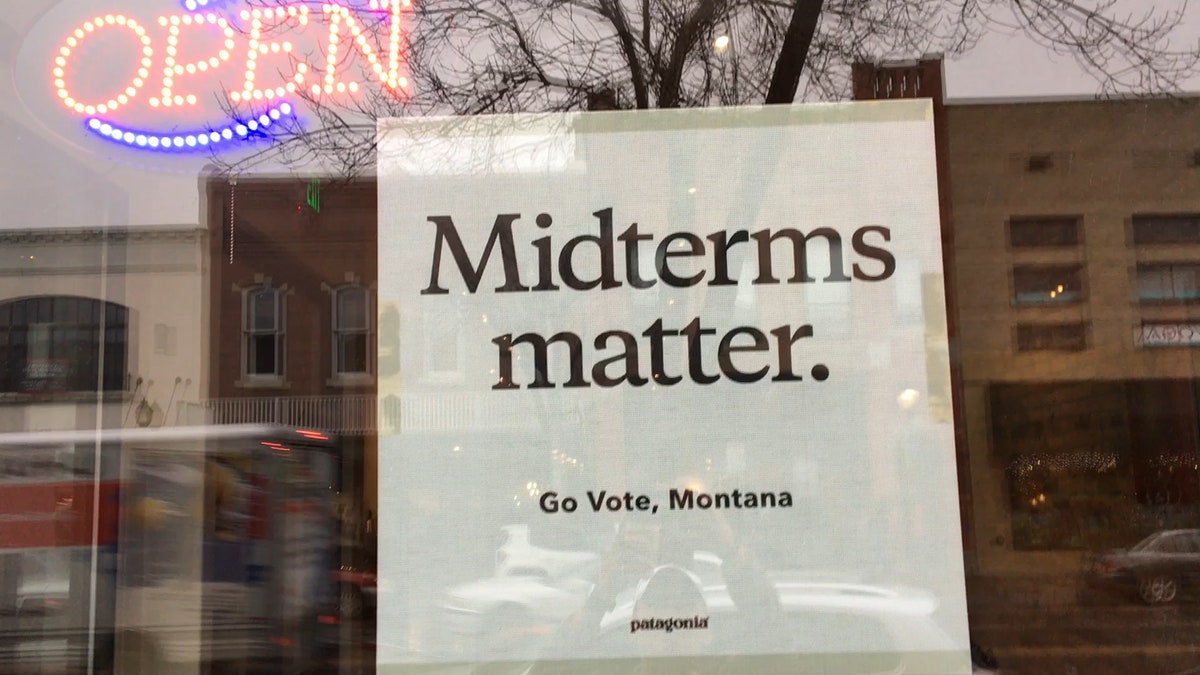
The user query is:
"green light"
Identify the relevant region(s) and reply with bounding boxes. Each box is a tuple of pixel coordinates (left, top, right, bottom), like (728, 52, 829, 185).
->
(306, 178, 320, 213)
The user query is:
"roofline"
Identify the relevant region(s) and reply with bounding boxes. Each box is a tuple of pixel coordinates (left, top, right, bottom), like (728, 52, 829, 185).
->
(947, 93, 1200, 106)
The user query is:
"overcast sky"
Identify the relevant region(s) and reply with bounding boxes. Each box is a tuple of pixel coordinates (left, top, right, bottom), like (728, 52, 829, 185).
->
(946, 1, 1200, 99)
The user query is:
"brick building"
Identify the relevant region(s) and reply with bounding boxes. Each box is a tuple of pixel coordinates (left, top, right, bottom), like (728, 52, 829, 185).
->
(200, 177, 377, 532)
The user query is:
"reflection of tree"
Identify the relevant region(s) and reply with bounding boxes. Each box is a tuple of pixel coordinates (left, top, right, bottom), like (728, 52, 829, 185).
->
(216, 0, 1200, 176)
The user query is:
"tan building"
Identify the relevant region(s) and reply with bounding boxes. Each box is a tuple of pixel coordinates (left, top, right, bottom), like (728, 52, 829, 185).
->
(948, 97, 1200, 576)
(0, 226, 209, 433)
(856, 60, 1200, 581)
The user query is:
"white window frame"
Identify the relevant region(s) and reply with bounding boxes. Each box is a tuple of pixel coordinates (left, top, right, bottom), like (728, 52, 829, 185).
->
(242, 285, 285, 380)
(331, 285, 373, 380)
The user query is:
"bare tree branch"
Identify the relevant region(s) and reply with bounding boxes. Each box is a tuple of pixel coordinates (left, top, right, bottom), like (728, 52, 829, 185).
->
(210, 0, 1200, 176)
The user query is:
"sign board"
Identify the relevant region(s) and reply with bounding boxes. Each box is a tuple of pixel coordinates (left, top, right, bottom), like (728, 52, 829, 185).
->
(1138, 323, 1200, 347)
(377, 102, 970, 674)
(14, 0, 408, 155)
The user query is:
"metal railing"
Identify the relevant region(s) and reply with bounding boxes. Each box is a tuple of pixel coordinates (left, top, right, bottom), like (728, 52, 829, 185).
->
(182, 392, 541, 434)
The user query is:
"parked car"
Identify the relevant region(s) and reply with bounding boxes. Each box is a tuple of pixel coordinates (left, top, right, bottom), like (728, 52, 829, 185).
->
(494, 524, 599, 578)
(503, 552, 970, 675)
(597, 573, 960, 659)
(1084, 529, 1200, 604)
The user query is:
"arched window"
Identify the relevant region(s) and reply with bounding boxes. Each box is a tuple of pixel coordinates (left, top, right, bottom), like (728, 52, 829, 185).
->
(243, 285, 284, 377)
(333, 286, 371, 376)
(0, 296, 128, 394)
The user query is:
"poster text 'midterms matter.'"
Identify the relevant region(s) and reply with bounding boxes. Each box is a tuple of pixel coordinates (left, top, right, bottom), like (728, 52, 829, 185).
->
(417, 207, 895, 389)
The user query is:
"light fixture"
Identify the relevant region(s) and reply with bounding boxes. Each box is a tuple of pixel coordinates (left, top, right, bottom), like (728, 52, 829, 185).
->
(135, 399, 154, 427)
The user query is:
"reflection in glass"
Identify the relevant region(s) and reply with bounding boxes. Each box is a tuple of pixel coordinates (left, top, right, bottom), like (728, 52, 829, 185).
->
(244, 286, 283, 377)
(0, 297, 127, 393)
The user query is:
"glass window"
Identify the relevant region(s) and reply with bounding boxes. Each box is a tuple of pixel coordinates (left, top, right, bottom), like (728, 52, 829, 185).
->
(1009, 216, 1081, 247)
(1013, 266, 1084, 304)
(14, 2, 1200, 671)
(1132, 214, 1200, 245)
(243, 286, 282, 377)
(334, 286, 371, 376)
(1136, 264, 1200, 302)
(0, 297, 127, 394)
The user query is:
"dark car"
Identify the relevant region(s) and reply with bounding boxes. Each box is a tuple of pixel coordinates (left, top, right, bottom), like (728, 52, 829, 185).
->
(1085, 529, 1200, 604)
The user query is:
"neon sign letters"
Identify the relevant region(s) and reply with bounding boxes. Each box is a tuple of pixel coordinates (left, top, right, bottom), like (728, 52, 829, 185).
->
(51, 0, 410, 152)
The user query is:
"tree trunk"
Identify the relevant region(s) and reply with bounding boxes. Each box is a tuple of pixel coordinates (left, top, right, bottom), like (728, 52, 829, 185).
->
(764, 0, 824, 105)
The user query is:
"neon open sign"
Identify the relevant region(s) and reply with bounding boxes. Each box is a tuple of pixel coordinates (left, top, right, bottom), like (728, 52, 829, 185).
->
(49, 0, 409, 152)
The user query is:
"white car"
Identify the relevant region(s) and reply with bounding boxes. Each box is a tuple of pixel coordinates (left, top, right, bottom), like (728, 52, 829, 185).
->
(441, 557, 598, 659)
(590, 553, 967, 674)
(494, 524, 600, 578)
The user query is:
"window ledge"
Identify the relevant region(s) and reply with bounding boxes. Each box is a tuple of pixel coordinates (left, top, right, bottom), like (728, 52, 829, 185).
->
(234, 377, 290, 390)
(0, 391, 132, 405)
(1013, 300, 1085, 308)
(327, 374, 375, 388)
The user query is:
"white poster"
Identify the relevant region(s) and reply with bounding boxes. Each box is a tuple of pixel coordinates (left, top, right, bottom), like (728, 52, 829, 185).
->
(377, 102, 970, 674)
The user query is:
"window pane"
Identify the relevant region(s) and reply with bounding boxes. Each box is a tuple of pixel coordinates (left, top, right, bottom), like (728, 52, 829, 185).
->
(248, 289, 277, 331)
(1013, 266, 1082, 304)
(1010, 217, 1080, 247)
(1137, 265, 1200, 301)
(338, 333, 369, 374)
(1137, 266, 1173, 300)
(1133, 214, 1200, 244)
(248, 334, 278, 375)
(337, 288, 369, 331)
(1172, 265, 1200, 300)
(0, 298, 124, 394)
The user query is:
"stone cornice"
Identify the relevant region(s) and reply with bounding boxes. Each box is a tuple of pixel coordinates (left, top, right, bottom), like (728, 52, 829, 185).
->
(0, 227, 206, 245)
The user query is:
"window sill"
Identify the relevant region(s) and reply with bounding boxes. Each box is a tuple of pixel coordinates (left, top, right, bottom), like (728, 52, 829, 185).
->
(1015, 347, 1088, 353)
(234, 377, 290, 390)
(0, 390, 132, 405)
(1012, 299, 1084, 308)
(327, 374, 375, 388)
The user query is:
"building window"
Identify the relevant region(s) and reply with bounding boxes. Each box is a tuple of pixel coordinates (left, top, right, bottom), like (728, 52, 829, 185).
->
(243, 286, 283, 377)
(1136, 264, 1200, 302)
(1025, 154, 1054, 173)
(1009, 216, 1080, 247)
(1015, 323, 1087, 352)
(333, 286, 371, 376)
(1012, 266, 1083, 304)
(0, 296, 128, 394)
(1132, 214, 1200, 244)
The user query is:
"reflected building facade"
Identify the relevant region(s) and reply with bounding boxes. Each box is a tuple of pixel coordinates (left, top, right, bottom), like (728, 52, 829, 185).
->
(0, 226, 208, 432)
(197, 177, 377, 538)
(859, 58, 1200, 583)
(948, 97, 1200, 573)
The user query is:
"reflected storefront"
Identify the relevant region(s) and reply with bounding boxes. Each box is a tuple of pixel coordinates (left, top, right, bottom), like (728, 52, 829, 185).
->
(5, 0, 1200, 674)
